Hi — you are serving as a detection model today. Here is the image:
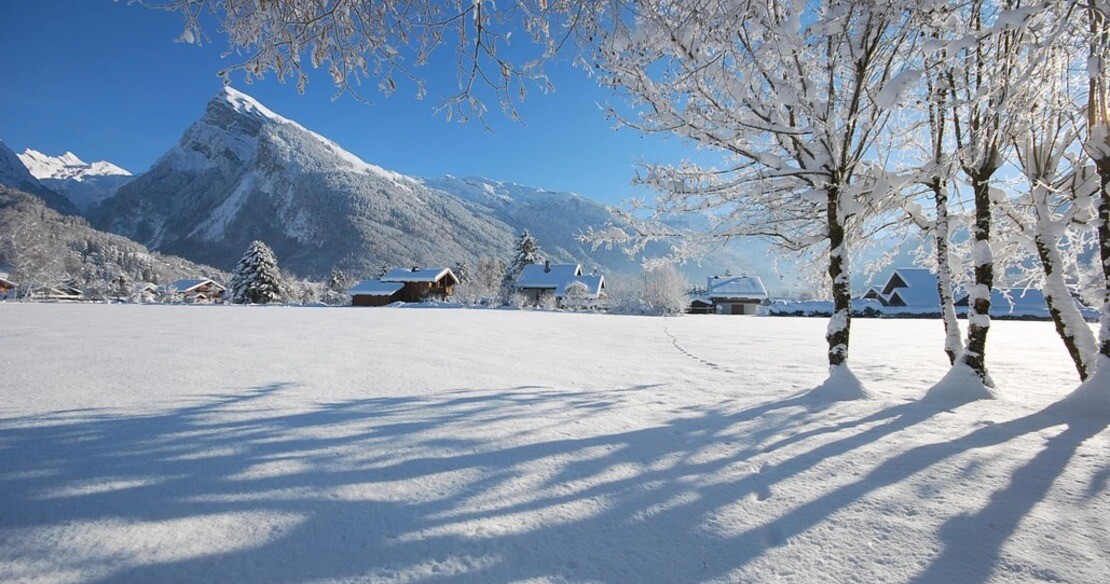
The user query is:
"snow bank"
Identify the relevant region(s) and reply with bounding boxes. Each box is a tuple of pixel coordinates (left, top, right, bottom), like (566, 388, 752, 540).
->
(924, 362, 997, 403)
(806, 363, 871, 400)
(1057, 356, 1110, 418)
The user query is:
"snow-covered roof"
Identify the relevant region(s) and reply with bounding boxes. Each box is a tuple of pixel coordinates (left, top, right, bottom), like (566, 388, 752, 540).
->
(688, 295, 714, 306)
(380, 267, 457, 284)
(878, 268, 939, 307)
(517, 263, 582, 289)
(706, 275, 768, 300)
(0, 275, 15, 288)
(515, 263, 604, 296)
(348, 280, 405, 297)
(955, 288, 1051, 315)
(170, 278, 225, 293)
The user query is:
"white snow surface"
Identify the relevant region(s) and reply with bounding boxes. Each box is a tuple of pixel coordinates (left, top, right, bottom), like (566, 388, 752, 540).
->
(0, 305, 1107, 583)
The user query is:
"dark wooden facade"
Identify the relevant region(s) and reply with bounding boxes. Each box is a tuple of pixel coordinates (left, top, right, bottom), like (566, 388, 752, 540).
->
(352, 292, 402, 306)
(396, 280, 455, 303)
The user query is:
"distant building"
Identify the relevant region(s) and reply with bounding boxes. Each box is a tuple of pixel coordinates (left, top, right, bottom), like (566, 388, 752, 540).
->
(514, 262, 606, 306)
(686, 295, 715, 314)
(874, 268, 940, 308)
(349, 267, 458, 306)
(0, 276, 15, 297)
(37, 285, 83, 301)
(705, 274, 768, 315)
(348, 279, 405, 306)
(952, 287, 1095, 320)
(167, 278, 226, 303)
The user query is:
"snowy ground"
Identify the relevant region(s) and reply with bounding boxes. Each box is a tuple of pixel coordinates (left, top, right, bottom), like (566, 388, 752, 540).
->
(0, 304, 1106, 583)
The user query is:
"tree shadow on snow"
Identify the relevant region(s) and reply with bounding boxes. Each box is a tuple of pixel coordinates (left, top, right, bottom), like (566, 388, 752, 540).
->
(0, 382, 1103, 583)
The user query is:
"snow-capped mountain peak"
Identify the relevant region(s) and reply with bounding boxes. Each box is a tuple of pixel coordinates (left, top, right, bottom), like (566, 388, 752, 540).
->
(216, 85, 288, 124)
(18, 149, 132, 181)
(14, 148, 133, 212)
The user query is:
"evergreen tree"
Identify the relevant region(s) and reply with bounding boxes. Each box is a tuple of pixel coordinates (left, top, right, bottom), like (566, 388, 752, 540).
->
(501, 230, 543, 292)
(228, 240, 286, 304)
(453, 261, 471, 284)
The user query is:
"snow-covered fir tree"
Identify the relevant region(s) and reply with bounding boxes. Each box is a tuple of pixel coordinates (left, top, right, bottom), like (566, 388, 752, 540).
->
(501, 230, 543, 293)
(228, 240, 286, 304)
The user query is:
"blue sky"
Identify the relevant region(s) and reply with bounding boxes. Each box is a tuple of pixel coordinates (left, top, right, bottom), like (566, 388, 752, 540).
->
(0, 0, 701, 205)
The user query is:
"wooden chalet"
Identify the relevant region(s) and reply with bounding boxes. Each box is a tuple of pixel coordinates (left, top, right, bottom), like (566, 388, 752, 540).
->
(0, 275, 15, 297)
(349, 267, 458, 306)
(167, 278, 227, 303)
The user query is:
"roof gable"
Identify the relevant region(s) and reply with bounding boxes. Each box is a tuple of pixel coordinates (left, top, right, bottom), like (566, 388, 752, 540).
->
(877, 268, 939, 307)
(170, 278, 225, 293)
(706, 275, 768, 299)
(348, 280, 405, 296)
(380, 267, 457, 284)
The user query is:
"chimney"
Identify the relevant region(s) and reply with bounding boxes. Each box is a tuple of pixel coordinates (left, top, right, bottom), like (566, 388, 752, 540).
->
(544, 260, 551, 273)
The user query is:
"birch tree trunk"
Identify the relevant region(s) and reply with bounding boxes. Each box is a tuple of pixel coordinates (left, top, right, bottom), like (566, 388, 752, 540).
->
(826, 188, 851, 368)
(961, 175, 995, 385)
(931, 181, 962, 365)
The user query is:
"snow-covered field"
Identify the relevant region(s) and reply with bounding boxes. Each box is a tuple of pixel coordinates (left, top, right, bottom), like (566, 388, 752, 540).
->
(1, 304, 1106, 583)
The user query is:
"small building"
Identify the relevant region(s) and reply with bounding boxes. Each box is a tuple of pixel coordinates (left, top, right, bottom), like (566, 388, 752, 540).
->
(706, 274, 768, 315)
(687, 295, 715, 314)
(168, 278, 226, 303)
(348, 279, 406, 306)
(515, 262, 606, 306)
(381, 267, 458, 302)
(0, 275, 15, 297)
(348, 267, 458, 306)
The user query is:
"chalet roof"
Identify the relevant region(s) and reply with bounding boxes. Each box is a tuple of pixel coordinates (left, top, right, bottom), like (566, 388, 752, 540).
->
(878, 268, 939, 307)
(348, 280, 405, 297)
(380, 267, 457, 284)
(0, 275, 15, 288)
(706, 275, 768, 300)
(170, 278, 225, 293)
(516, 263, 604, 296)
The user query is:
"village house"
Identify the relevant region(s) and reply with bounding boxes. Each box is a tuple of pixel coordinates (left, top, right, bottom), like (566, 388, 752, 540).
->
(867, 268, 941, 309)
(167, 278, 227, 303)
(705, 274, 768, 315)
(514, 262, 606, 306)
(0, 275, 15, 298)
(349, 267, 458, 306)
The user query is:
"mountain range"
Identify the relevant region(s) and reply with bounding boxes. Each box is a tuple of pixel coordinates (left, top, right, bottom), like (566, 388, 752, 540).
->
(18, 149, 133, 211)
(3, 87, 760, 283)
